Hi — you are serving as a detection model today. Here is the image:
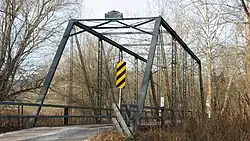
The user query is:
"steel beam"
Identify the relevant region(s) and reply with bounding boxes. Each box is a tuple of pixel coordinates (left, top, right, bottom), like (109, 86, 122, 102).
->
(160, 29, 171, 109)
(156, 37, 161, 103)
(69, 30, 85, 37)
(160, 16, 205, 117)
(182, 51, 187, 117)
(134, 58, 138, 105)
(73, 21, 147, 62)
(93, 21, 111, 28)
(112, 103, 133, 138)
(101, 31, 152, 35)
(133, 18, 156, 27)
(90, 26, 131, 29)
(120, 43, 171, 47)
(68, 33, 73, 106)
(33, 20, 74, 127)
(97, 39, 103, 121)
(135, 17, 161, 128)
(199, 63, 205, 115)
(90, 18, 156, 31)
(101, 31, 168, 35)
(117, 21, 154, 35)
(190, 59, 194, 111)
(150, 73, 160, 120)
(171, 38, 177, 113)
(74, 17, 157, 21)
(160, 17, 201, 64)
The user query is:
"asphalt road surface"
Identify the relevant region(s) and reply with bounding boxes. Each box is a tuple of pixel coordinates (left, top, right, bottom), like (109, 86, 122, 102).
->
(0, 124, 114, 141)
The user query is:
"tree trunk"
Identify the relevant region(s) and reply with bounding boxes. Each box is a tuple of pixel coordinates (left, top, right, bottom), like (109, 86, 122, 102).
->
(220, 76, 233, 116)
(205, 0, 212, 118)
(242, 0, 250, 87)
(206, 72, 212, 118)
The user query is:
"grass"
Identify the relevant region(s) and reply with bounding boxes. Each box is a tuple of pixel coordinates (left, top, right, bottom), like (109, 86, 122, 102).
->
(88, 131, 126, 141)
(89, 115, 250, 141)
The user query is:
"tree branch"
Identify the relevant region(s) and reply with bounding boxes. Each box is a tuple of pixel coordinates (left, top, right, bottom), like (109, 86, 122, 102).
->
(241, 0, 250, 17)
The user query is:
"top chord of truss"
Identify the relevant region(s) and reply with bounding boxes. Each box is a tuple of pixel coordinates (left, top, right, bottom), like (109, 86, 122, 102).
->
(72, 17, 158, 21)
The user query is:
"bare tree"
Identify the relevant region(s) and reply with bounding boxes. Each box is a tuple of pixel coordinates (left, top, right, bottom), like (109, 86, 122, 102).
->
(146, 0, 248, 118)
(241, 0, 250, 87)
(0, 0, 75, 101)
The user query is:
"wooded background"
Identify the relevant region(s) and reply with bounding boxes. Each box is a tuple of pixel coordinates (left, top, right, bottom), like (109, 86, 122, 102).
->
(1, 0, 250, 120)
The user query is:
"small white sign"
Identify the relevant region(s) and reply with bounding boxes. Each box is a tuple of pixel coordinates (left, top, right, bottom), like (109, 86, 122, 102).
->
(160, 97, 164, 107)
(159, 97, 165, 117)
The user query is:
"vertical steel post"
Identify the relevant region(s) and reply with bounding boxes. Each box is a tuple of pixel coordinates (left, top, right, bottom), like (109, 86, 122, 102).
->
(191, 59, 194, 112)
(198, 63, 205, 116)
(21, 104, 23, 127)
(182, 51, 187, 118)
(160, 28, 170, 108)
(33, 20, 74, 127)
(68, 35, 73, 124)
(64, 108, 69, 125)
(101, 41, 115, 110)
(150, 74, 160, 123)
(156, 38, 161, 103)
(134, 58, 138, 105)
(159, 28, 167, 122)
(18, 105, 20, 127)
(97, 39, 103, 121)
(74, 28, 100, 120)
(177, 46, 181, 115)
(68, 35, 73, 106)
(171, 37, 177, 121)
(135, 17, 161, 128)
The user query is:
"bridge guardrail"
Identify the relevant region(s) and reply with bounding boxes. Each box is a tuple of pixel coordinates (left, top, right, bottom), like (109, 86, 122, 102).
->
(0, 101, 114, 128)
(0, 101, 193, 129)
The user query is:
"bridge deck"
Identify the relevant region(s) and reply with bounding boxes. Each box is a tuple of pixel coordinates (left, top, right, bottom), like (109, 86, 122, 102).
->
(0, 124, 113, 141)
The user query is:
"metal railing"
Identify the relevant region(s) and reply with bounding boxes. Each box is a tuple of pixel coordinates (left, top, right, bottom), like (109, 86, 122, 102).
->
(0, 101, 192, 129)
(0, 101, 114, 128)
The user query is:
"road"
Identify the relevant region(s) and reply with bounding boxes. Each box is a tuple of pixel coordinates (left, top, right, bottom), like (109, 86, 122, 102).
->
(0, 124, 114, 141)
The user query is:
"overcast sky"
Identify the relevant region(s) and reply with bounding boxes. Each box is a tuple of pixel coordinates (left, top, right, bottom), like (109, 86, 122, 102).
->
(81, 0, 150, 18)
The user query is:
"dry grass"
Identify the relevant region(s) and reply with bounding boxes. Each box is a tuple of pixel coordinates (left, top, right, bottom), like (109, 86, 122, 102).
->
(89, 131, 127, 141)
(135, 128, 187, 141)
(90, 116, 250, 141)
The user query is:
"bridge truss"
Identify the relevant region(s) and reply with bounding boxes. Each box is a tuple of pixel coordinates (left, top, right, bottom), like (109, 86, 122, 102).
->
(33, 16, 205, 130)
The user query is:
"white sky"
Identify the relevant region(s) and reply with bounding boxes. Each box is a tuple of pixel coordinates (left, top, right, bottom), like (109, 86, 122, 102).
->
(80, 0, 150, 18)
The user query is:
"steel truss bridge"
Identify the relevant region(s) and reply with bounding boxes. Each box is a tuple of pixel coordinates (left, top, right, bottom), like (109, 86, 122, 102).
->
(0, 16, 205, 138)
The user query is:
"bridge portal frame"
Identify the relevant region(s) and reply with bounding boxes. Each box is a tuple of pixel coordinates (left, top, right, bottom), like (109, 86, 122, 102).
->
(33, 16, 205, 129)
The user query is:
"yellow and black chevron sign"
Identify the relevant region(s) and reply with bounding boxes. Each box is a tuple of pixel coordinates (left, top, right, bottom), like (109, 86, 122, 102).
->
(116, 61, 126, 89)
